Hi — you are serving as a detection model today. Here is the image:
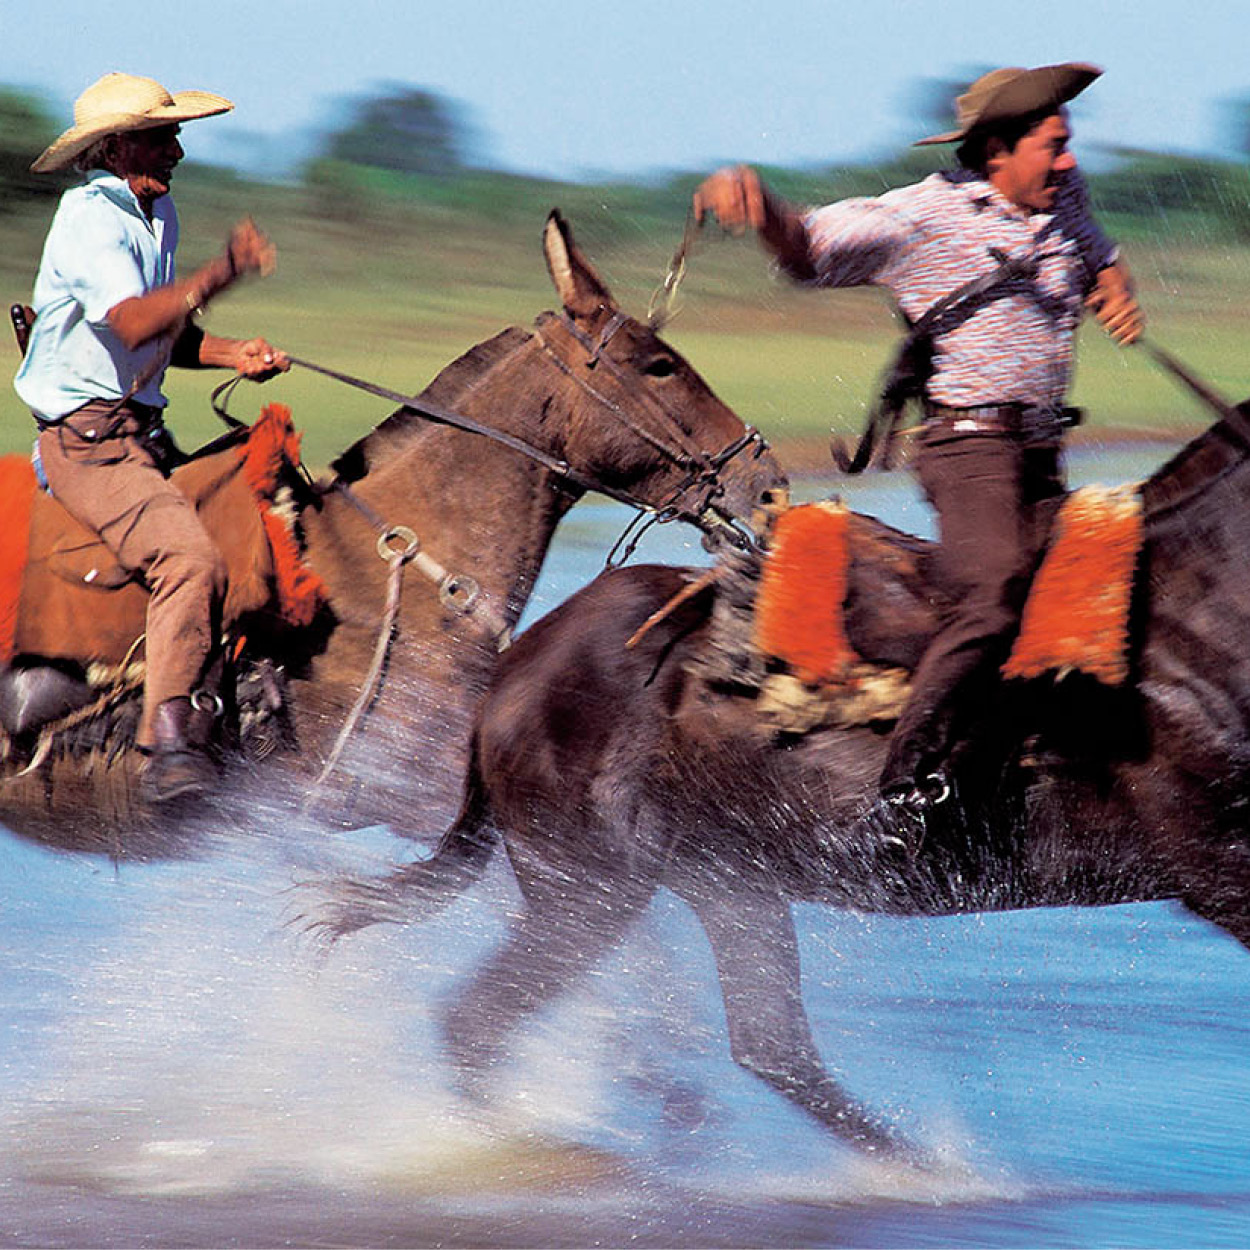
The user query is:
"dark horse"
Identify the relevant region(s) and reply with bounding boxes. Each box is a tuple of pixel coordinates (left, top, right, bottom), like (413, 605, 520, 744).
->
(0, 211, 787, 853)
(308, 401, 1250, 1156)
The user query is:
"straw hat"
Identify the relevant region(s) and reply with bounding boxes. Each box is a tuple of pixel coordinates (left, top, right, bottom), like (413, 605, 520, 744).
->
(32, 72, 233, 173)
(914, 62, 1101, 146)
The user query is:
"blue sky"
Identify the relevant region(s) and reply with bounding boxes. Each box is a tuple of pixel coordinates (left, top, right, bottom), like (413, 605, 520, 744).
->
(3, 0, 1248, 179)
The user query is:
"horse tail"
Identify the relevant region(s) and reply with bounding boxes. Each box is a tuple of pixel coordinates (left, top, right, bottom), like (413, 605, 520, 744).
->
(303, 748, 499, 946)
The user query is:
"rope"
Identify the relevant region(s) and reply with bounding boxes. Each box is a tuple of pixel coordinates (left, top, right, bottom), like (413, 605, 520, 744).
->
(302, 542, 411, 807)
(647, 212, 702, 330)
(301, 497, 512, 807)
(329, 483, 512, 649)
(1141, 338, 1241, 424)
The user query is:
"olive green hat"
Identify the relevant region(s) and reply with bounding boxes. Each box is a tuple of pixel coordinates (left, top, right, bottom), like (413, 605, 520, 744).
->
(914, 61, 1101, 146)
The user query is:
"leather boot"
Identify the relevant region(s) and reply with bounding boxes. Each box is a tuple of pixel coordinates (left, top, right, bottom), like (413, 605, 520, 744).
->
(142, 696, 217, 805)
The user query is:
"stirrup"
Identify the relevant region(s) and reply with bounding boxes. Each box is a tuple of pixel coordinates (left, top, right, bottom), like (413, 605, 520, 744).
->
(885, 770, 952, 814)
(881, 770, 953, 847)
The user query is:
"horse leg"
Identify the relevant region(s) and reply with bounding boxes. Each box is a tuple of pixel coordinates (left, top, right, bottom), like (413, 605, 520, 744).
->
(674, 879, 908, 1156)
(440, 873, 649, 1101)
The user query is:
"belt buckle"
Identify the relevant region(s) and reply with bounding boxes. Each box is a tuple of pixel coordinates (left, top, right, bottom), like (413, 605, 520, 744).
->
(1020, 405, 1063, 444)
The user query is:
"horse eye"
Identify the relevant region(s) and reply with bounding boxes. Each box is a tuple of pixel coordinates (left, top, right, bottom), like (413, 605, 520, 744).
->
(643, 356, 677, 378)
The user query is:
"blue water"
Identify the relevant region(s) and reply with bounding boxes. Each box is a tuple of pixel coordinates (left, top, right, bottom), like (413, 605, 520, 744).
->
(4, 442, 1250, 1249)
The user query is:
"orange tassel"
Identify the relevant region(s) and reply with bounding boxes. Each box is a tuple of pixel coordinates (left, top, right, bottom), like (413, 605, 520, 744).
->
(1004, 485, 1143, 686)
(753, 502, 858, 684)
(237, 403, 328, 627)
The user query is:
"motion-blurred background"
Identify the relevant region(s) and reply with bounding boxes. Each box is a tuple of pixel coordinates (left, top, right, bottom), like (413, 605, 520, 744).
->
(2, 0, 1248, 471)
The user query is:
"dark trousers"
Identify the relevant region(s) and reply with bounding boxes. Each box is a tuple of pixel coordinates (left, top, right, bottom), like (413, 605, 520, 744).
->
(880, 427, 1066, 790)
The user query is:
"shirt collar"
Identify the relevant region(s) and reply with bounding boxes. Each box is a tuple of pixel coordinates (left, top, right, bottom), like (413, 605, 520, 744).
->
(83, 169, 170, 222)
(940, 169, 1053, 229)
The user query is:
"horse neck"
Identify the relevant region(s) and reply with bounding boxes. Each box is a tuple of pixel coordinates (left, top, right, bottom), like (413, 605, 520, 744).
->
(1142, 418, 1250, 621)
(1133, 420, 1250, 748)
(294, 330, 584, 767)
(320, 422, 575, 632)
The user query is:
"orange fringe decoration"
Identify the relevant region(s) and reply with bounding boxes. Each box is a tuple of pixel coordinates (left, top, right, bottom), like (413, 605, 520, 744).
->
(1004, 484, 1143, 686)
(752, 501, 858, 684)
(237, 403, 328, 627)
(0, 457, 37, 662)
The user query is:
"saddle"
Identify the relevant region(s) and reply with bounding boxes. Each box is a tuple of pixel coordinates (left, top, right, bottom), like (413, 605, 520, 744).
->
(0, 404, 327, 733)
(691, 491, 1145, 737)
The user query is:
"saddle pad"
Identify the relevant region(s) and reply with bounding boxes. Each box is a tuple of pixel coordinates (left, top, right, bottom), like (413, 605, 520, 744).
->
(1003, 483, 1143, 686)
(752, 485, 1143, 698)
(0, 457, 37, 661)
(751, 501, 857, 685)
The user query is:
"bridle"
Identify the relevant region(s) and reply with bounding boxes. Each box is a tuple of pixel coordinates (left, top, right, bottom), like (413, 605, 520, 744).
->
(215, 308, 772, 555)
(533, 309, 770, 555)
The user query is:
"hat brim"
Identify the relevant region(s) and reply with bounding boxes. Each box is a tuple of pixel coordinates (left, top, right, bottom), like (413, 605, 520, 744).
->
(31, 90, 233, 173)
(914, 62, 1101, 146)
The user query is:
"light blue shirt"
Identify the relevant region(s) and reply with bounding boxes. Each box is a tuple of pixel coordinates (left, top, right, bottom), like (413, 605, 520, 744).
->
(14, 171, 179, 421)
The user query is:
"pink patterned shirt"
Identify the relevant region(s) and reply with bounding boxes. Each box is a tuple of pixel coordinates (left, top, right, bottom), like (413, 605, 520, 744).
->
(803, 170, 1116, 410)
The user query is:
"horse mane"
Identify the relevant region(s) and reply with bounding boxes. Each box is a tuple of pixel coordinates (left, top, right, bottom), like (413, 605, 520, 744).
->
(329, 324, 536, 485)
(1141, 406, 1250, 529)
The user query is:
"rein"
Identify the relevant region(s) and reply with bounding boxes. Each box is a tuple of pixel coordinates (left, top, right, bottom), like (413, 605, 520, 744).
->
(215, 360, 616, 501)
(269, 351, 760, 545)
(647, 211, 702, 331)
(237, 329, 765, 553)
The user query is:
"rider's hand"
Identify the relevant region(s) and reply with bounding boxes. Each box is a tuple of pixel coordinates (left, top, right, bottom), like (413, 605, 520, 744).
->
(233, 337, 289, 380)
(692, 165, 769, 235)
(1087, 260, 1144, 346)
(225, 217, 278, 280)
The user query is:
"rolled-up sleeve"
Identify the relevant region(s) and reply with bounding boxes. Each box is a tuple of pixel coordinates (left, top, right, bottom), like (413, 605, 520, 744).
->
(803, 197, 920, 289)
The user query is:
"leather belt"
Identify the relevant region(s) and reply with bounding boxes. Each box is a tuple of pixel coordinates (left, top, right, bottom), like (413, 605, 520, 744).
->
(923, 402, 1081, 438)
(40, 396, 168, 434)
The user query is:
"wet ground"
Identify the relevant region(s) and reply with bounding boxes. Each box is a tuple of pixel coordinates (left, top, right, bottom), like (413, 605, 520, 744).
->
(6, 443, 1250, 1248)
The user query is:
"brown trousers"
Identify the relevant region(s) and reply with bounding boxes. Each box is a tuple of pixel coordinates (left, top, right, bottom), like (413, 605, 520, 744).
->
(37, 402, 226, 749)
(880, 427, 1065, 790)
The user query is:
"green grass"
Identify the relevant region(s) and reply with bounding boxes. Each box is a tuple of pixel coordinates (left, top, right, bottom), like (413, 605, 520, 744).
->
(3, 176, 1249, 472)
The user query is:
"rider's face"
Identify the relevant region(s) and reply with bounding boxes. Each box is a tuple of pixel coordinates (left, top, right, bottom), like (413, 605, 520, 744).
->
(112, 124, 184, 206)
(988, 112, 1077, 213)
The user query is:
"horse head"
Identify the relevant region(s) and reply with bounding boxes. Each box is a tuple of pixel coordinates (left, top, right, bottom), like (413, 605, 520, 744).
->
(537, 210, 788, 544)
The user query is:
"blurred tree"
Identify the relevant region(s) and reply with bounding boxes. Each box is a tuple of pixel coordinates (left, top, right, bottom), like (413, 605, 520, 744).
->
(0, 88, 67, 210)
(900, 72, 985, 142)
(1092, 148, 1250, 240)
(1218, 94, 1250, 163)
(323, 85, 475, 177)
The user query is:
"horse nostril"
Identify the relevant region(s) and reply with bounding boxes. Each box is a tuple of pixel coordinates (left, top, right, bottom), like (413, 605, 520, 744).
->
(759, 487, 790, 512)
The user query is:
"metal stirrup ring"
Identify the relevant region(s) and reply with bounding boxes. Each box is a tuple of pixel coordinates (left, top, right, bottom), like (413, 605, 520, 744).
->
(190, 688, 223, 717)
(377, 525, 420, 563)
(439, 574, 481, 614)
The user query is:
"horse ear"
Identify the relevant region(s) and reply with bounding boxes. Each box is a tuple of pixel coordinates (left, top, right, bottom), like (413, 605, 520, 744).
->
(543, 209, 615, 319)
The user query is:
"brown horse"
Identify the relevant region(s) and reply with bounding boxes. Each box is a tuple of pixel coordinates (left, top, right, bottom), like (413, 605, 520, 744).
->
(0, 211, 787, 852)
(308, 404, 1250, 1158)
